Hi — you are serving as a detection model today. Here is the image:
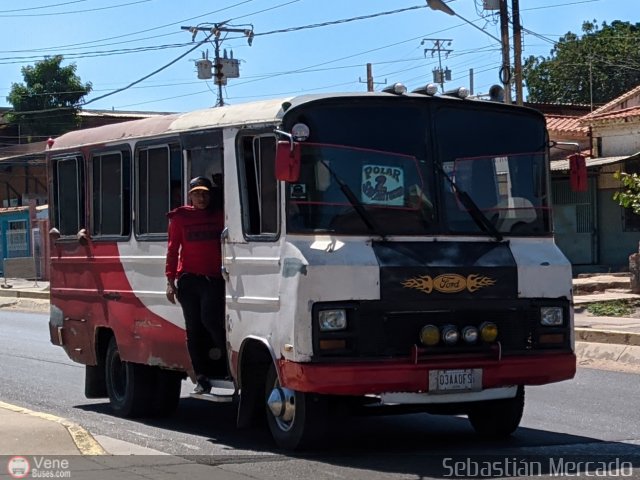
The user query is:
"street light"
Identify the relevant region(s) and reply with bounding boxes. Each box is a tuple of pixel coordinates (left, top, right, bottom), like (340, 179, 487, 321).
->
(426, 0, 501, 43)
(426, 0, 510, 103)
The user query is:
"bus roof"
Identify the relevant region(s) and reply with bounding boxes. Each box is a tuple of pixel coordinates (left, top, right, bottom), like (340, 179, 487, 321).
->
(49, 96, 295, 151)
(48, 92, 536, 152)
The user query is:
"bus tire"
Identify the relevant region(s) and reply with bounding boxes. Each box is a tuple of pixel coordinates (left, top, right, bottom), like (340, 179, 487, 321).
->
(152, 369, 182, 417)
(467, 385, 525, 438)
(104, 337, 153, 418)
(265, 363, 327, 450)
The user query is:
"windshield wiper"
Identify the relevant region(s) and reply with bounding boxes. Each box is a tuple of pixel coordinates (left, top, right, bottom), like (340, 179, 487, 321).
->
(319, 159, 386, 239)
(434, 161, 503, 242)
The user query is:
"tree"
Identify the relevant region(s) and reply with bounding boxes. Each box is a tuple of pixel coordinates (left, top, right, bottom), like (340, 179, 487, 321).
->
(613, 171, 640, 214)
(523, 20, 640, 105)
(6, 55, 92, 140)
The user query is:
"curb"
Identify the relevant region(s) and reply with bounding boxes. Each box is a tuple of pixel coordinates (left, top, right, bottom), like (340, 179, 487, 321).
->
(575, 327, 640, 346)
(0, 290, 49, 300)
(0, 401, 106, 456)
(576, 342, 640, 368)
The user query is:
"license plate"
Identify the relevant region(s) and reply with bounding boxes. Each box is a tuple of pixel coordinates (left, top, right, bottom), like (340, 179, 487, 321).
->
(429, 369, 482, 393)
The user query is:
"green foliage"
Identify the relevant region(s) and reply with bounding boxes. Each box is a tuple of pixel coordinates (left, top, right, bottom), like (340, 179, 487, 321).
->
(5, 55, 92, 139)
(523, 20, 640, 105)
(613, 171, 640, 214)
(586, 300, 634, 317)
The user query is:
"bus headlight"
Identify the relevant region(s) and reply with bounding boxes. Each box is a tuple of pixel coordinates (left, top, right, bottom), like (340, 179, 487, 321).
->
(318, 309, 347, 331)
(461, 326, 479, 344)
(540, 307, 563, 326)
(420, 324, 440, 346)
(479, 322, 498, 343)
(441, 325, 459, 345)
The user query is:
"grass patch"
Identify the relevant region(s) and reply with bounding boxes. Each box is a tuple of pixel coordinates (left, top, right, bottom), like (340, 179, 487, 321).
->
(586, 300, 635, 317)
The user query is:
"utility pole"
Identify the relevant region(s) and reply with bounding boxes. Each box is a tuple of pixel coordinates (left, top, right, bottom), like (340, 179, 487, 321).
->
(365, 63, 373, 92)
(498, 0, 512, 104)
(422, 38, 453, 92)
(511, 0, 523, 105)
(358, 63, 386, 92)
(182, 22, 253, 107)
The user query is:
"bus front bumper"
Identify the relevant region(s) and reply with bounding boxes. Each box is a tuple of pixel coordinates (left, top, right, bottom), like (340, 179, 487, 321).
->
(278, 352, 576, 396)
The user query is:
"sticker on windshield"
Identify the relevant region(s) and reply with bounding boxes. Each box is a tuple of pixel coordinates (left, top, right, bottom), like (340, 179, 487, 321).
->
(361, 165, 404, 206)
(290, 183, 307, 199)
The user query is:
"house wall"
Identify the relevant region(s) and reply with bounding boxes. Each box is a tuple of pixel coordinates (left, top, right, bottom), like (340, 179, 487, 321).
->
(593, 123, 640, 156)
(0, 164, 47, 207)
(0, 209, 32, 275)
(597, 187, 640, 268)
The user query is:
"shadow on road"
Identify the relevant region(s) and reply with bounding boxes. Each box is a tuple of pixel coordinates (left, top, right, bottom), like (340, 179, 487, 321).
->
(75, 397, 640, 477)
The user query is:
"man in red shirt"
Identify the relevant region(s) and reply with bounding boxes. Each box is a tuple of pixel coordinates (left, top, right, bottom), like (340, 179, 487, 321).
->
(165, 176, 226, 394)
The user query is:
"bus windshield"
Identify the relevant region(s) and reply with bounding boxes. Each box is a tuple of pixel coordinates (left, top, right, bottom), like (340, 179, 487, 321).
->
(286, 145, 549, 236)
(283, 99, 551, 236)
(442, 152, 549, 236)
(287, 144, 433, 236)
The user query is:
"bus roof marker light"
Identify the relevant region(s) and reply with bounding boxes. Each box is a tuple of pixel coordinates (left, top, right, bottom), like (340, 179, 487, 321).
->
(291, 123, 310, 141)
(443, 87, 470, 99)
(382, 83, 407, 95)
(412, 84, 439, 96)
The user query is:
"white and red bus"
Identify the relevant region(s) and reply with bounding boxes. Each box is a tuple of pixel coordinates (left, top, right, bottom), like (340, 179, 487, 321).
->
(48, 86, 576, 450)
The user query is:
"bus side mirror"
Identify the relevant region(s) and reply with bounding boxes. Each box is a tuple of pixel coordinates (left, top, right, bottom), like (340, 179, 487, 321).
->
(275, 140, 301, 182)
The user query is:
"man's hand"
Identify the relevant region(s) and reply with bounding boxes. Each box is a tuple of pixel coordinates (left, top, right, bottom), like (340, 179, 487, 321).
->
(166, 281, 177, 304)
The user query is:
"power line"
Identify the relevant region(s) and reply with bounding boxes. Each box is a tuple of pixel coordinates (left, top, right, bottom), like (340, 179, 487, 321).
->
(0, 0, 88, 13)
(0, 0, 256, 54)
(83, 32, 214, 107)
(0, 0, 153, 17)
(254, 5, 427, 37)
(4, 32, 214, 114)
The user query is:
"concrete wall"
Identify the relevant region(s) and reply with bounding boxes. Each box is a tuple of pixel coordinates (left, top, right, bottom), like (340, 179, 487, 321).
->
(597, 187, 640, 267)
(595, 123, 640, 157)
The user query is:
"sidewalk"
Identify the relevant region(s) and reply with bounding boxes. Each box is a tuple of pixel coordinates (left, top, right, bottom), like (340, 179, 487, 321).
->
(0, 274, 639, 463)
(0, 277, 50, 299)
(0, 402, 244, 480)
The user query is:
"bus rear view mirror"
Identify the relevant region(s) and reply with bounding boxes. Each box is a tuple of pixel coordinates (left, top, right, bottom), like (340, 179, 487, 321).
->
(275, 140, 301, 182)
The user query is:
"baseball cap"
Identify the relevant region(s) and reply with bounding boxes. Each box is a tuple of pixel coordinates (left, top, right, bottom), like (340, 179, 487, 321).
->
(189, 176, 213, 193)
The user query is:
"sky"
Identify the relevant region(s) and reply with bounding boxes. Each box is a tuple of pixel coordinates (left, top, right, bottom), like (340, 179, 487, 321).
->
(0, 0, 637, 114)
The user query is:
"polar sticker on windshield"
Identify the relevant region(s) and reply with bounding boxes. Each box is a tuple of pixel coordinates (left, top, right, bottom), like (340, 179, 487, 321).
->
(361, 165, 404, 206)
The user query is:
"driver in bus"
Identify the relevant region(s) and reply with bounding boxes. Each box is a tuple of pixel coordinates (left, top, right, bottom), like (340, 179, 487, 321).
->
(165, 176, 227, 394)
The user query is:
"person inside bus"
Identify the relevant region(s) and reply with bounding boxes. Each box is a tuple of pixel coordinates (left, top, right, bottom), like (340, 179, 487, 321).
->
(165, 176, 227, 394)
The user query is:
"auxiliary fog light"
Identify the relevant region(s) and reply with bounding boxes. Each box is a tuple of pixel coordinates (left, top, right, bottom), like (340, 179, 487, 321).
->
(540, 306, 563, 326)
(420, 324, 440, 346)
(441, 324, 459, 345)
(479, 322, 498, 343)
(461, 326, 479, 344)
(318, 309, 347, 331)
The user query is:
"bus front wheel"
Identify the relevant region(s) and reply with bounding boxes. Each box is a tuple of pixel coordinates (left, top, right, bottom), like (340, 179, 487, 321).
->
(467, 385, 525, 438)
(264, 363, 327, 450)
(104, 337, 154, 417)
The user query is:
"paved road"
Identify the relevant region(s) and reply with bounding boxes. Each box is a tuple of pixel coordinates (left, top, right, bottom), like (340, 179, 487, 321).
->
(1, 310, 639, 479)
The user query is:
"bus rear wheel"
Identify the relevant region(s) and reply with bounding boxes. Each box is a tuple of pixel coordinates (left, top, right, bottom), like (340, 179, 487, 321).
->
(105, 337, 154, 417)
(467, 385, 525, 438)
(264, 363, 327, 450)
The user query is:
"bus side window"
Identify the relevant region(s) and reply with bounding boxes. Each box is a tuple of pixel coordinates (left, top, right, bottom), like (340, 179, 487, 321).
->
(91, 150, 131, 238)
(238, 134, 278, 237)
(52, 156, 84, 237)
(136, 143, 181, 236)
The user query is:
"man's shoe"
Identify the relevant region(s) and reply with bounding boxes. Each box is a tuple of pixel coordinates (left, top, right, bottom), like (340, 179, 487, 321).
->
(194, 376, 211, 394)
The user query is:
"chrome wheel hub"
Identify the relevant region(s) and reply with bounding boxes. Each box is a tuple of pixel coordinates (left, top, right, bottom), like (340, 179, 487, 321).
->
(267, 386, 296, 429)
